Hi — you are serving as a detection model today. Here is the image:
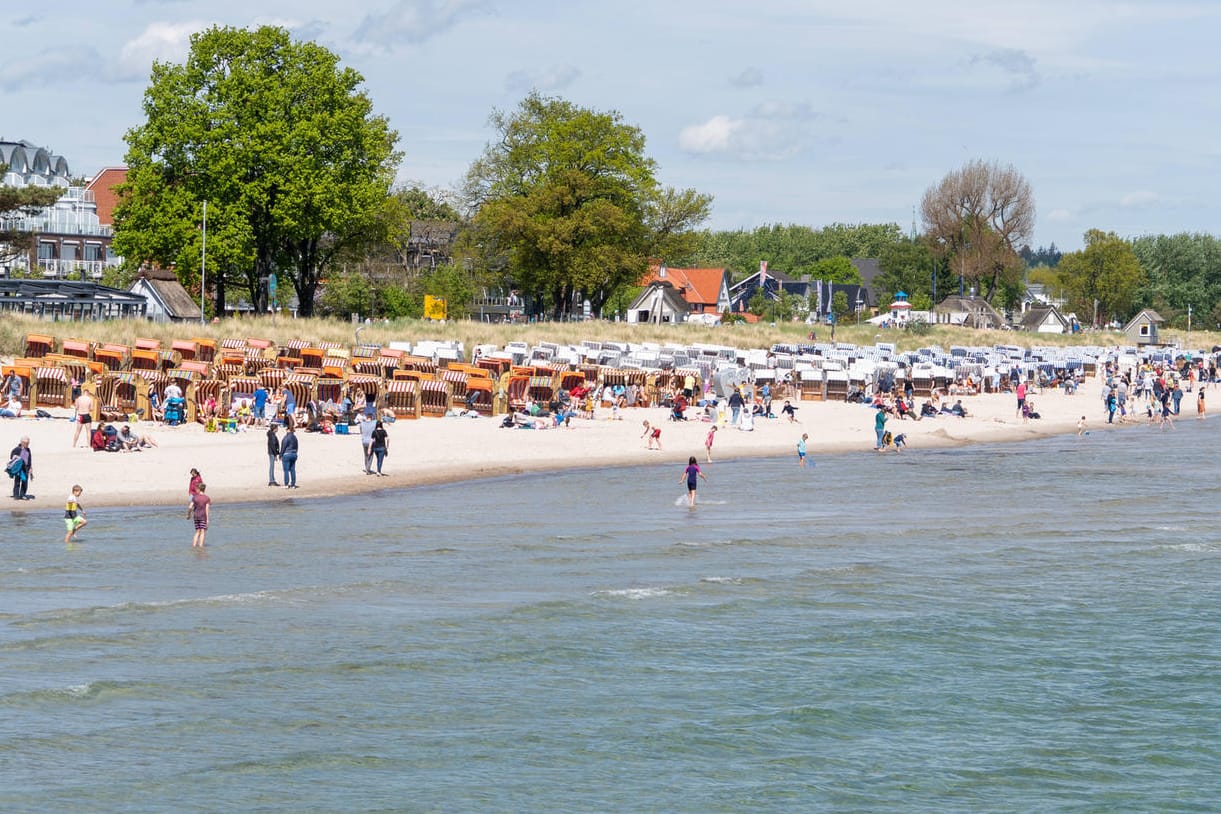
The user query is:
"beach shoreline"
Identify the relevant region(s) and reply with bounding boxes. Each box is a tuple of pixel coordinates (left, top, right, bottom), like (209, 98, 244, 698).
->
(2, 381, 1162, 512)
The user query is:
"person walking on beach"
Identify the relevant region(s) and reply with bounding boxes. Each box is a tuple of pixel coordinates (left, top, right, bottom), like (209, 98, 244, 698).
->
(679, 456, 707, 508)
(8, 436, 33, 500)
(280, 424, 299, 488)
(1015, 380, 1027, 419)
(253, 384, 269, 426)
(71, 388, 94, 448)
(797, 433, 808, 467)
(266, 424, 281, 486)
(874, 407, 888, 451)
(64, 484, 86, 544)
(189, 482, 211, 548)
(704, 425, 717, 462)
(1077, 416, 1087, 436)
(642, 420, 661, 450)
(360, 413, 377, 474)
(370, 420, 389, 476)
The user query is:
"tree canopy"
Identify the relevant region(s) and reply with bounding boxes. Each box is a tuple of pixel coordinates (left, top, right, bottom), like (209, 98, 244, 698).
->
(1129, 232, 1221, 328)
(689, 222, 903, 279)
(1056, 229, 1144, 326)
(463, 92, 709, 317)
(921, 160, 1034, 304)
(114, 25, 400, 316)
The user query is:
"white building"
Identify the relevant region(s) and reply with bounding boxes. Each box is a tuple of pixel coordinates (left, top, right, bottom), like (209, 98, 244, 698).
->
(1, 139, 122, 280)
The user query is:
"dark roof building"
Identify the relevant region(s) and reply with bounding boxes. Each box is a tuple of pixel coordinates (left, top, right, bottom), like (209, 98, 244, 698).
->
(0, 278, 146, 320)
(129, 266, 203, 323)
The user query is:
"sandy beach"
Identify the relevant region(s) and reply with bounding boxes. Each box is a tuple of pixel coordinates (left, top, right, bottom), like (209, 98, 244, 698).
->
(3, 380, 1138, 511)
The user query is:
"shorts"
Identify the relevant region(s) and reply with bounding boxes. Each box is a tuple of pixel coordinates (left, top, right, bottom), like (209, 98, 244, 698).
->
(78, 414, 92, 424)
(194, 519, 208, 530)
(797, 451, 806, 460)
(65, 516, 85, 532)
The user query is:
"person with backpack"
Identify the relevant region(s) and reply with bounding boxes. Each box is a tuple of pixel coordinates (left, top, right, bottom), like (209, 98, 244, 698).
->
(8, 436, 32, 500)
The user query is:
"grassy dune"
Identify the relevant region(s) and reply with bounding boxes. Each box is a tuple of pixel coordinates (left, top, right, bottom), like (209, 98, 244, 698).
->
(2, 313, 1215, 359)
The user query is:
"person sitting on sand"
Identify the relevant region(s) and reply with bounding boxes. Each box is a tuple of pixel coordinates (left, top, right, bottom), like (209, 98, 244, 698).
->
(920, 400, 938, 418)
(90, 423, 108, 452)
(0, 396, 21, 418)
(950, 400, 969, 418)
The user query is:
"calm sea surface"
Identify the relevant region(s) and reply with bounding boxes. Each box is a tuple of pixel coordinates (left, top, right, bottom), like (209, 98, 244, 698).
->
(2, 418, 1219, 812)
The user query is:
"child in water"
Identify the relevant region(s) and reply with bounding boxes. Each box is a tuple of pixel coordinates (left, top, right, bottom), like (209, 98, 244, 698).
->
(64, 485, 87, 544)
(680, 456, 707, 508)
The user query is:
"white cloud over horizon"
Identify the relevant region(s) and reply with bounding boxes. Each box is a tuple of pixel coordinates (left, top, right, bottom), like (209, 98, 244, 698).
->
(3, 0, 1221, 252)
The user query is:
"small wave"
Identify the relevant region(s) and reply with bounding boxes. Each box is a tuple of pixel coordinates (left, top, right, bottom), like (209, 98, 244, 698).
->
(700, 576, 744, 585)
(591, 587, 677, 600)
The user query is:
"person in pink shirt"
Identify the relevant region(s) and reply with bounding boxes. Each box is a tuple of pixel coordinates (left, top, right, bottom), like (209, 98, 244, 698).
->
(1015, 381, 1027, 418)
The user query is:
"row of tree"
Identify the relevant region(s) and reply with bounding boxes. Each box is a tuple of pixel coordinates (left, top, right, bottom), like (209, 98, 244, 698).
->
(95, 25, 1219, 329)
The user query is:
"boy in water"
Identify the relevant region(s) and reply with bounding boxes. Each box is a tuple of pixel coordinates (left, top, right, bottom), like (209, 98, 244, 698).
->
(797, 433, 808, 466)
(64, 485, 87, 544)
(190, 483, 212, 548)
(680, 456, 707, 508)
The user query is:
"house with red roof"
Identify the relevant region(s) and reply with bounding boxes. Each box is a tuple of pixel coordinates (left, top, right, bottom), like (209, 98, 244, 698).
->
(626, 265, 731, 324)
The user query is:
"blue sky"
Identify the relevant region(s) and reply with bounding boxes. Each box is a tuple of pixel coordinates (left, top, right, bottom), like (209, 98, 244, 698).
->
(3, 0, 1218, 253)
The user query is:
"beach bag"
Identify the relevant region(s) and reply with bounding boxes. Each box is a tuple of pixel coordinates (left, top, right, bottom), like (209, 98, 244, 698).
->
(6, 456, 23, 477)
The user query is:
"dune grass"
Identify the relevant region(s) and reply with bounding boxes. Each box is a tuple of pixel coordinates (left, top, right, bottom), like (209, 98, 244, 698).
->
(2, 313, 1216, 359)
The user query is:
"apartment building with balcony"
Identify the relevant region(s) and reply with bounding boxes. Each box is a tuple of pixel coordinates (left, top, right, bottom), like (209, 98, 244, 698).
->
(1, 139, 124, 280)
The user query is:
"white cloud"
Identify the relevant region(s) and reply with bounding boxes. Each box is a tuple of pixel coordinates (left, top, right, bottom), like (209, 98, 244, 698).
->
(117, 21, 209, 79)
(1047, 208, 1074, 223)
(678, 103, 816, 160)
(505, 64, 581, 93)
(352, 0, 488, 51)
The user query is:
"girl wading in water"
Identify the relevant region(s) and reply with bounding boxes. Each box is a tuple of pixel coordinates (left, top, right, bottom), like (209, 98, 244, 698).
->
(679, 456, 707, 508)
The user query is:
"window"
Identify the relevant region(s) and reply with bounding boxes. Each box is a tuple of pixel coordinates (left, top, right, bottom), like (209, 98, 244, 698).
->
(1139, 324, 1150, 337)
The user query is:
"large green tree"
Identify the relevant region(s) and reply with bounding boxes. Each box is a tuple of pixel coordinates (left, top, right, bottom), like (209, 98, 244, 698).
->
(463, 92, 708, 316)
(1130, 232, 1221, 328)
(114, 25, 400, 317)
(1057, 229, 1144, 326)
(874, 237, 949, 310)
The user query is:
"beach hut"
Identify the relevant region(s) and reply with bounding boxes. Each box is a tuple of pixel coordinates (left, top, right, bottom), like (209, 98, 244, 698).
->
(384, 379, 421, 419)
(505, 374, 531, 412)
(61, 338, 93, 360)
(97, 372, 151, 421)
(419, 379, 453, 418)
(32, 366, 71, 409)
(1123, 309, 1164, 346)
(24, 333, 55, 358)
(191, 338, 216, 363)
(440, 367, 469, 408)
(94, 343, 130, 371)
(171, 339, 199, 361)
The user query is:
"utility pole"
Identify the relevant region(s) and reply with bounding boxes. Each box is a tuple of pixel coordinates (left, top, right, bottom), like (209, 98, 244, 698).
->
(200, 200, 207, 325)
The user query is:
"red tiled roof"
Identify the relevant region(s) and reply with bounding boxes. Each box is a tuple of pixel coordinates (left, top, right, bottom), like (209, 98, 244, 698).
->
(640, 265, 725, 308)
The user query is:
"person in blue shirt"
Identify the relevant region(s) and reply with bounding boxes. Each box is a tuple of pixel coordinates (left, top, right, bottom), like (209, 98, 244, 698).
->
(253, 385, 269, 425)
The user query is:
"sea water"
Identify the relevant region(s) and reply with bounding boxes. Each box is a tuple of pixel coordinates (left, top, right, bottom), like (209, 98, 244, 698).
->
(2, 419, 1219, 812)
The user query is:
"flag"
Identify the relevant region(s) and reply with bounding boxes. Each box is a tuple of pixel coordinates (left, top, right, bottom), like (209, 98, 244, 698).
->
(815, 280, 823, 316)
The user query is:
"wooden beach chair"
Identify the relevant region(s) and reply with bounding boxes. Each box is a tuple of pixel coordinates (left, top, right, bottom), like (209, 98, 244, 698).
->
(440, 368, 469, 409)
(24, 333, 55, 359)
(172, 339, 199, 361)
(384, 379, 420, 419)
(419, 379, 453, 418)
(61, 338, 94, 360)
(192, 338, 217, 363)
(31, 366, 71, 409)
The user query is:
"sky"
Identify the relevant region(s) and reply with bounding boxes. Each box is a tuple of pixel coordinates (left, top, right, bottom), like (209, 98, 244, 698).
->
(4, 0, 1219, 254)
